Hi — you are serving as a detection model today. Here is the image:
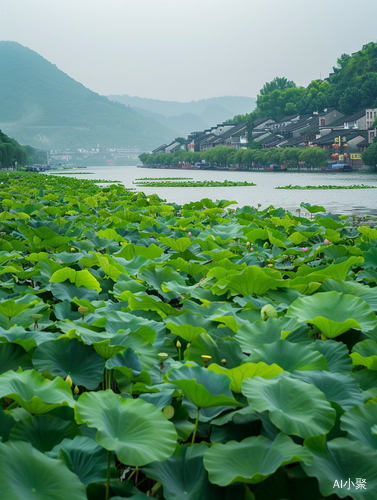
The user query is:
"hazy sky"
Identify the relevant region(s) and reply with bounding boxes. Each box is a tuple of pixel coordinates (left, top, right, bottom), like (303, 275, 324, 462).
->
(1, 0, 377, 102)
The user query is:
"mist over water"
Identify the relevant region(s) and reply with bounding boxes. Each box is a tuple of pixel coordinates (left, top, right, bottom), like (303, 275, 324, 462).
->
(48, 165, 377, 216)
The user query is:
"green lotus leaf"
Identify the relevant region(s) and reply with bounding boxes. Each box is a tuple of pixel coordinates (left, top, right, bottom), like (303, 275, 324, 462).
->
(303, 436, 377, 500)
(106, 348, 152, 385)
(0, 326, 58, 351)
(0, 297, 39, 320)
(291, 371, 363, 410)
(235, 317, 301, 352)
(127, 295, 180, 319)
(242, 373, 335, 438)
(300, 202, 326, 213)
(159, 236, 192, 253)
(165, 313, 211, 342)
(319, 278, 377, 310)
(351, 340, 377, 370)
(96, 228, 125, 242)
(165, 365, 242, 409)
(0, 440, 87, 500)
(89, 310, 162, 342)
(0, 295, 48, 329)
(310, 339, 353, 373)
(74, 390, 177, 465)
(0, 369, 75, 414)
(50, 268, 101, 293)
(145, 443, 249, 500)
(208, 362, 283, 393)
(211, 266, 281, 297)
(50, 282, 99, 302)
(9, 414, 81, 452)
(118, 242, 163, 260)
(184, 334, 247, 369)
(32, 338, 105, 389)
(0, 408, 16, 442)
(138, 266, 186, 301)
(0, 343, 33, 374)
(203, 433, 312, 486)
(340, 403, 377, 449)
(247, 339, 329, 372)
(48, 435, 111, 485)
(287, 291, 377, 338)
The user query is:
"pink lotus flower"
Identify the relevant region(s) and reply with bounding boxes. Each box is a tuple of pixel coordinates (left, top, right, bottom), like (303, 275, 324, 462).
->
(250, 247, 253, 251)
(188, 231, 192, 237)
(302, 247, 308, 252)
(324, 239, 330, 245)
(57, 260, 63, 264)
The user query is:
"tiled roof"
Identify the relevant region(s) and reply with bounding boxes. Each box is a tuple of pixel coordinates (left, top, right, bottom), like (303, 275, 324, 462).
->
(253, 117, 274, 126)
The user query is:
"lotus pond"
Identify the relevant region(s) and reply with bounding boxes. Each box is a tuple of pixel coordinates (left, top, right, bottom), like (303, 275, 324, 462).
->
(1, 171, 377, 500)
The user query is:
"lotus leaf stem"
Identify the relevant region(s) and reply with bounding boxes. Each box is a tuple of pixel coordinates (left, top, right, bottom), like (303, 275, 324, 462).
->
(191, 408, 200, 445)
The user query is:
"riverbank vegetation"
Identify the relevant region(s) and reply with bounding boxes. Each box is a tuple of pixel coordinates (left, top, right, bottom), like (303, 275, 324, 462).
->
(133, 179, 256, 187)
(276, 184, 377, 190)
(139, 145, 328, 169)
(1, 171, 377, 499)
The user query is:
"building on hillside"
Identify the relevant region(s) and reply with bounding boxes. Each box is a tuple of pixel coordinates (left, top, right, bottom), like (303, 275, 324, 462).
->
(164, 141, 182, 154)
(252, 117, 276, 130)
(152, 144, 167, 154)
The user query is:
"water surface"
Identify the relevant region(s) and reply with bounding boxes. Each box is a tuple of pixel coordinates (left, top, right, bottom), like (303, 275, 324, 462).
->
(48, 165, 377, 215)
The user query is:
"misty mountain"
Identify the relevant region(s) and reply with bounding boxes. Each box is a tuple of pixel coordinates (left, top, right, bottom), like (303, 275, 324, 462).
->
(132, 107, 209, 137)
(108, 94, 256, 136)
(0, 41, 175, 150)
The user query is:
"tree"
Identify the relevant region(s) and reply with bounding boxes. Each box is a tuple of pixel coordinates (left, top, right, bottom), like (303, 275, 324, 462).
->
(362, 143, 377, 170)
(259, 77, 296, 96)
(299, 147, 327, 167)
(174, 137, 186, 145)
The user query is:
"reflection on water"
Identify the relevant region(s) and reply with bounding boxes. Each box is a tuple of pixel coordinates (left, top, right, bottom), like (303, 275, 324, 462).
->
(48, 166, 377, 216)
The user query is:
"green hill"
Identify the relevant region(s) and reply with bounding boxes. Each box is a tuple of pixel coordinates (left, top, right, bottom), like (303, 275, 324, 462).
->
(0, 129, 28, 167)
(233, 42, 377, 124)
(0, 41, 175, 150)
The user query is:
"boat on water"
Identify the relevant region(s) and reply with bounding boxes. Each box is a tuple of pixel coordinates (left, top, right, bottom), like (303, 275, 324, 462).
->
(264, 164, 288, 171)
(322, 162, 353, 172)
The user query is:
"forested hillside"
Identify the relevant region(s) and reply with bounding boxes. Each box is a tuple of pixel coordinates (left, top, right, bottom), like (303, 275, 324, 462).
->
(231, 42, 377, 125)
(0, 42, 174, 150)
(0, 130, 27, 167)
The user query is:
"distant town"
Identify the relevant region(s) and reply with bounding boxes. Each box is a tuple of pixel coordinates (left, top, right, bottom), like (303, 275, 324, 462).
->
(147, 107, 377, 171)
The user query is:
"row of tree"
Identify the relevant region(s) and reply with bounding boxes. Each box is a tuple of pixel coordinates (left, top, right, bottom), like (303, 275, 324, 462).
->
(139, 145, 328, 169)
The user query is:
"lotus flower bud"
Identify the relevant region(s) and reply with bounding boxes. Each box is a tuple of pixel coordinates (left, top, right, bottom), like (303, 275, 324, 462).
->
(74, 385, 80, 395)
(146, 198, 150, 202)
(65, 375, 73, 387)
(70, 247, 75, 253)
(221, 359, 227, 366)
(186, 343, 191, 348)
(188, 231, 192, 237)
(176, 341, 181, 348)
(261, 304, 278, 321)
(263, 242, 269, 249)
(32, 313, 42, 330)
(201, 355, 212, 368)
(78, 306, 89, 316)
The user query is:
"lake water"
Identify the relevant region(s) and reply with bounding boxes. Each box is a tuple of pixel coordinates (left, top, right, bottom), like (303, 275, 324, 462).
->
(48, 165, 377, 216)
